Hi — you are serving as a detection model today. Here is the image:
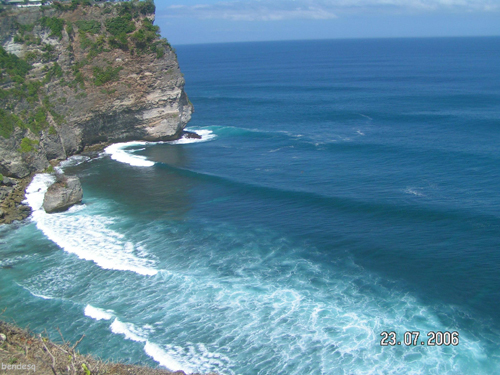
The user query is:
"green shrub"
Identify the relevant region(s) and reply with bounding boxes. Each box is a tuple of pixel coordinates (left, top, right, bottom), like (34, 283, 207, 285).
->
(138, 0, 155, 15)
(18, 138, 39, 153)
(27, 107, 49, 133)
(105, 16, 135, 36)
(25, 80, 42, 103)
(0, 46, 31, 81)
(15, 22, 35, 35)
(86, 35, 105, 60)
(50, 109, 65, 125)
(43, 62, 63, 83)
(74, 71, 85, 89)
(76, 20, 101, 34)
(156, 47, 165, 59)
(92, 65, 123, 86)
(41, 44, 56, 62)
(108, 33, 129, 51)
(79, 30, 93, 49)
(24, 51, 39, 63)
(118, 0, 155, 17)
(0, 109, 22, 138)
(100, 88, 116, 95)
(66, 22, 74, 37)
(40, 17, 65, 39)
(0, 173, 3, 182)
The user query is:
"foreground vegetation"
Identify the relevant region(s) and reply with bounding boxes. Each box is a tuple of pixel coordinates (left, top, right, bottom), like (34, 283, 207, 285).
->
(0, 319, 212, 375)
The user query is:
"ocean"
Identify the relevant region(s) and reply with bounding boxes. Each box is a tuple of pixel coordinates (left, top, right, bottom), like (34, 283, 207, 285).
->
(1, 37, 500, 374)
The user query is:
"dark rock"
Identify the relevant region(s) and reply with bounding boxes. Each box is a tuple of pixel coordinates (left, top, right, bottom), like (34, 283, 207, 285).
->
(182, 131, 202, 139)
(1, 177, 16, 186)
(42, 175, 83, 213)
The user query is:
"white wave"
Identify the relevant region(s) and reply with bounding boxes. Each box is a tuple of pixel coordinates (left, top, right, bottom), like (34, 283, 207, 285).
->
(356, 130, 365, 136)
(168, 129, 217, 145)
(24, 173, 56, 211)
(20, 284, 54, 300)
(25, 174, 158, 276)
(104, 129, 216, 167)
(145, 342, 191, 373)
(105, 141, 154, 167)
(110, 319, 146, 342)
(110, 318, 192, 373)
(84, 305, 114, 321)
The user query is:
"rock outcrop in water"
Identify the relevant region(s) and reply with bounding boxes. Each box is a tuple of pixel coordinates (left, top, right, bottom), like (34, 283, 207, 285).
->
(43, 173, 82, 213)
(0, 0, 193, 180)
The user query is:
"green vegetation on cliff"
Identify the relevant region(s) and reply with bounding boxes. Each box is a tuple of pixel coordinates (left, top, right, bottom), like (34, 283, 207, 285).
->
(0, 46, 31, 82)
(75, 19, 101, 34)
(92, 65, 123, 86)
(40, 16, 65, 39)
(18, 137, 39, 153)
(0, 108, 22, 138)
(105, 15, 136, 36)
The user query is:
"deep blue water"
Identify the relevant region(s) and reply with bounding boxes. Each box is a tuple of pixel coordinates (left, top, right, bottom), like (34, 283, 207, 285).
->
(1, 37, 500, 374)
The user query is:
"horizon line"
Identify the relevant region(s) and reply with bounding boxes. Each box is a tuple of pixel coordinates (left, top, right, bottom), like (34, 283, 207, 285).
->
(171, 34, 500, 47)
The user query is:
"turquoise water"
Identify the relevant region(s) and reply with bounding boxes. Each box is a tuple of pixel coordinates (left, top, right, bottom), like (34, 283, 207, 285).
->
(1, 37, 500, 374)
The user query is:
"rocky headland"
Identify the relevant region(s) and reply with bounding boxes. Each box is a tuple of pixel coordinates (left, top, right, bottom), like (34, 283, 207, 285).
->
(0, 0, 194, 223)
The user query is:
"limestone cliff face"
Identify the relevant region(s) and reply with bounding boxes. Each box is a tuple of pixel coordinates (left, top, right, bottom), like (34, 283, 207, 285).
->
(0, 1, 193, 178)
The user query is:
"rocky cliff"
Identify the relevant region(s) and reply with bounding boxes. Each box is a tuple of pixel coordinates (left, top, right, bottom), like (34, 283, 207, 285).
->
(0, 0, 193, 180)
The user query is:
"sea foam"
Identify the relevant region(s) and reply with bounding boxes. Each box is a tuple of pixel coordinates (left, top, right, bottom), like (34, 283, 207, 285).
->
(25, 174, 158, 276)
(104, 129, 216, 167)
(84, 305, 114, 321)
(105, 141, 154, 167)
(110, 318, 192, 373)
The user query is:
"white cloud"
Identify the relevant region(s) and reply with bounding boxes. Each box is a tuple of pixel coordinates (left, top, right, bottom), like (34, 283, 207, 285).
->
(161, 0, 500, 21)
(165, 2, 337, 21)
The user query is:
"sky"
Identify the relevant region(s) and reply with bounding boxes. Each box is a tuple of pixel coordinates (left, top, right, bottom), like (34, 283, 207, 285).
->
(153, 0, 500, 45)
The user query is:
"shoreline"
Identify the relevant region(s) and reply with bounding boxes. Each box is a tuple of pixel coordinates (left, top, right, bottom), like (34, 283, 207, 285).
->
(0, 131, 202, 225)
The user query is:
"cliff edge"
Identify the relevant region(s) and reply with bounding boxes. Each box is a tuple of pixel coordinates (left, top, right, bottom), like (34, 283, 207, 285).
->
(0, 0, 193, 180)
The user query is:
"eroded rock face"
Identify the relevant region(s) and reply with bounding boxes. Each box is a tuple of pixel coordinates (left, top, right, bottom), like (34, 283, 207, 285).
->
(0, 5, 193, 179)
(42, 175, 83, 213)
